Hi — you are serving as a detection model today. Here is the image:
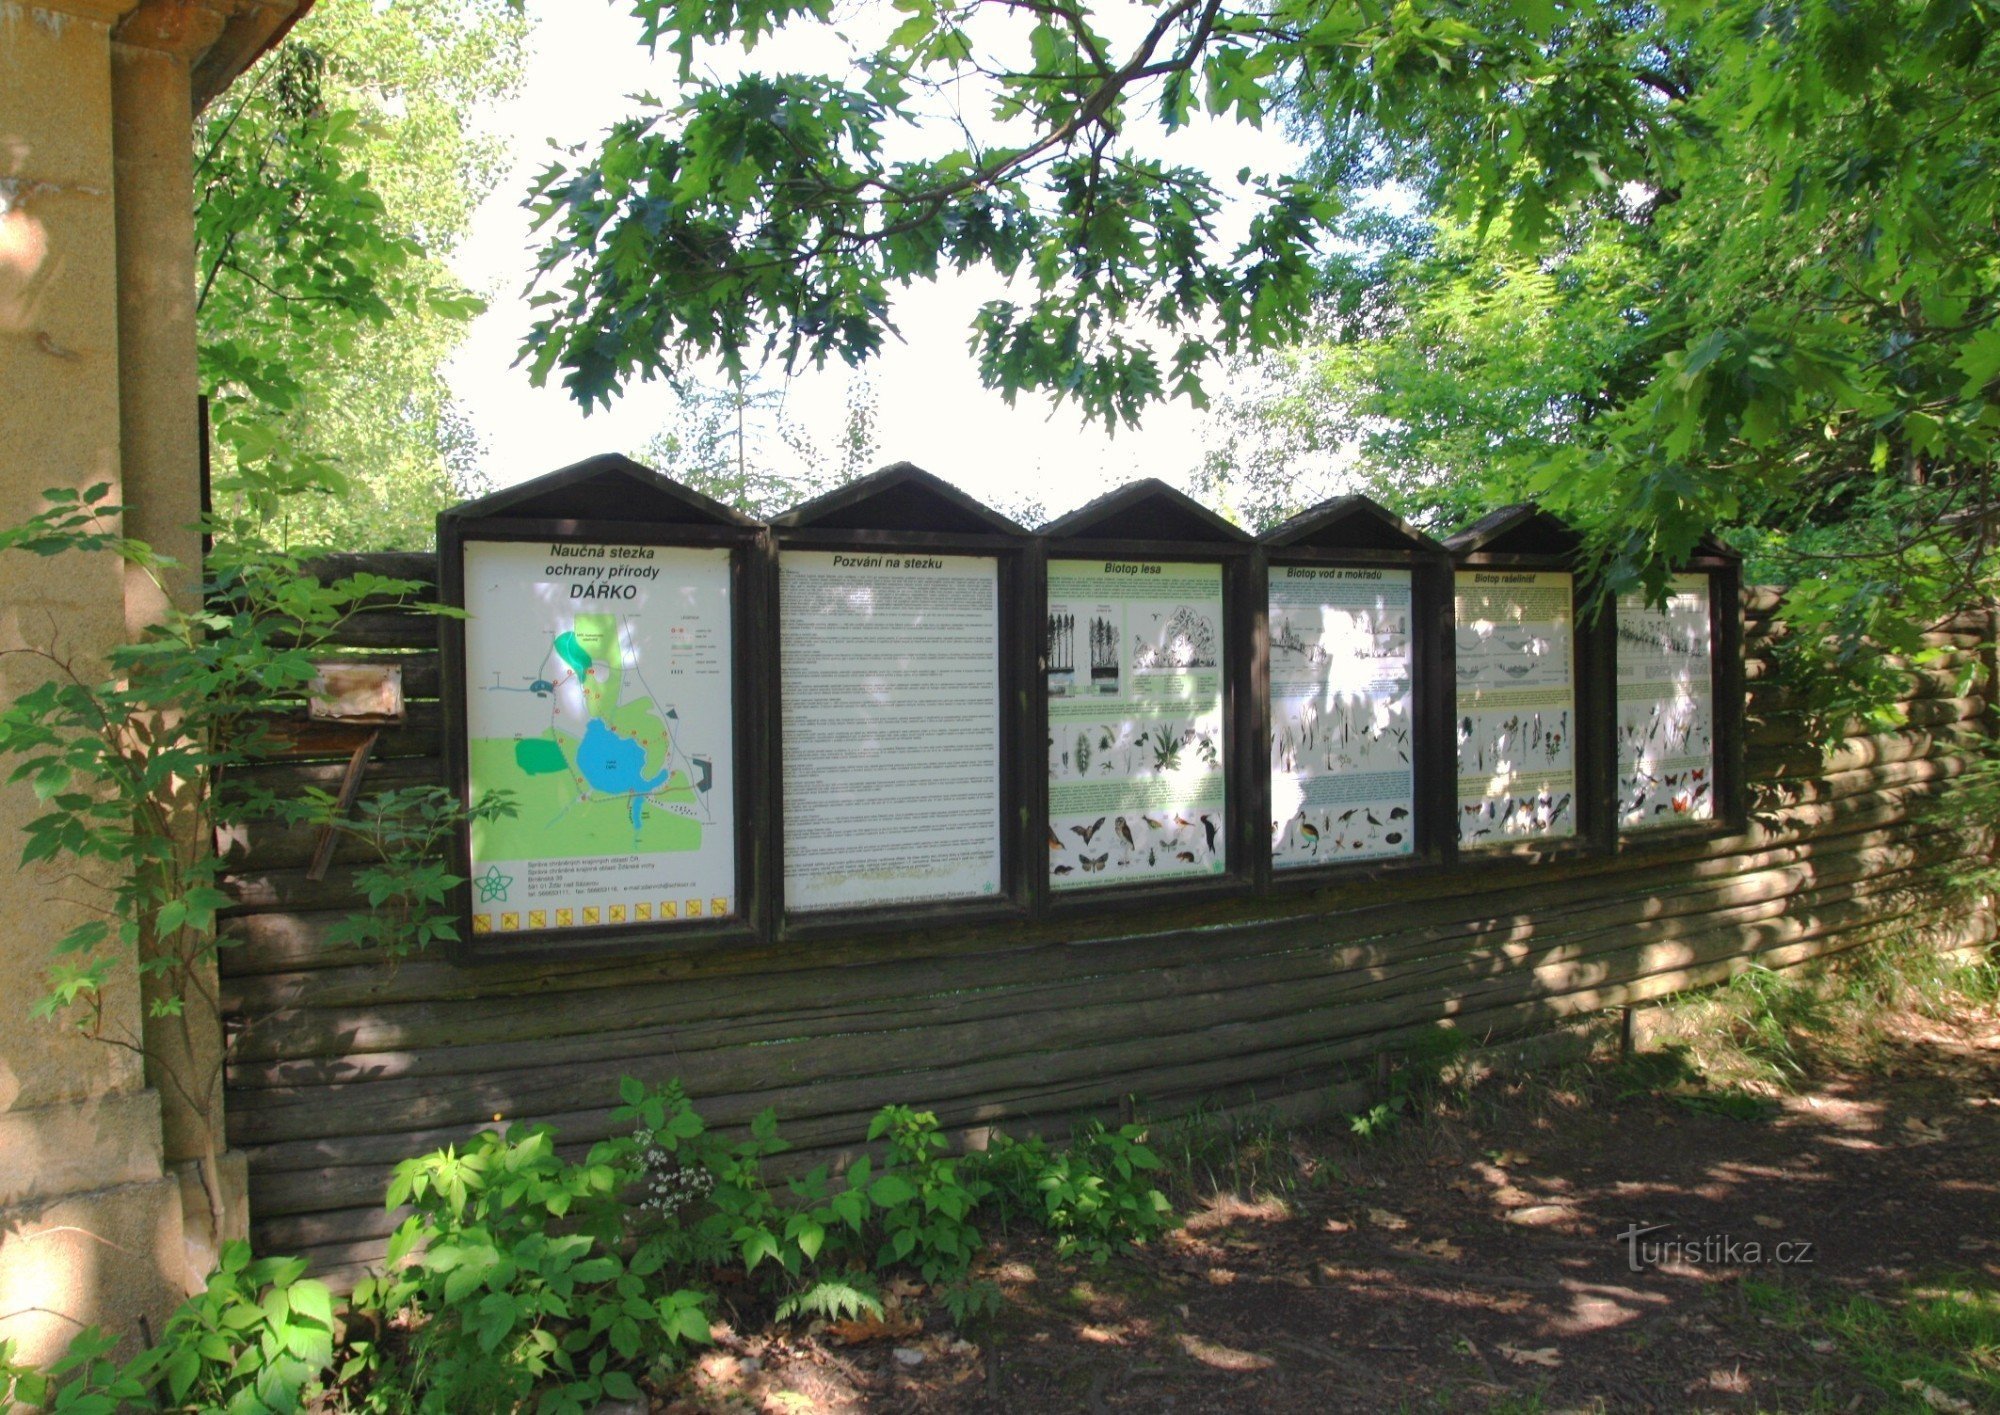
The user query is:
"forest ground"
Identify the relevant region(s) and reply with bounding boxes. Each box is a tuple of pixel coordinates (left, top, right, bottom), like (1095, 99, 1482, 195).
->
(658, 948, 2000, 1414)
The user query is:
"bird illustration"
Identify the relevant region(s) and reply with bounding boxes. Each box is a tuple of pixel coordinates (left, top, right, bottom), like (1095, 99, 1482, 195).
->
(1142, 814, 1166, 831)
(1201, 813, 1218, 855)
(1299, 821, 1322, 854)
(1047, 825, 1064, 852)
(1115, 816, 1136, 853)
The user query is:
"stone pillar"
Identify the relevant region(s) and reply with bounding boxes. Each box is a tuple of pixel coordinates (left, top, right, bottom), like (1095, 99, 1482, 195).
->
(0, 0, 190, 1367)
(111, 4, 248, 1289)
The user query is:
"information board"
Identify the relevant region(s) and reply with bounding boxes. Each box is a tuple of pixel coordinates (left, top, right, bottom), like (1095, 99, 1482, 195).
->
(462, 539, 736, 934)
(779, 551, 1003, 912)
(1047, 560, 1227, 889)
(1454, 570, 1576, 845)
(1617, 573, 1715, 829)
(1269, 566, 1416, 866)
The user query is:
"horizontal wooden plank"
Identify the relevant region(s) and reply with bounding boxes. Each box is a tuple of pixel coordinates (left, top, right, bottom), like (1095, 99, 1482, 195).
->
(301, 552, 438, 588)
(245, 875, 1976, 1235)
(273, 610, 440, 651)
(224, 846, 1958, 1148)
(213, 762, 1964, 990)
(221, 808, 1958, 1068)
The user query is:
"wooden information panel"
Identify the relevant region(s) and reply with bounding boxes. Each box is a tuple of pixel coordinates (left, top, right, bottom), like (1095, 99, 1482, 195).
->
(1617, 573, 1716, 830)
(778, 550, 1004, 911)
(1268, 565, 1418, 866)
(1046, 559, 1228, 888)
(461, 538, 737, 936)
(1453, 569, 1577, 846)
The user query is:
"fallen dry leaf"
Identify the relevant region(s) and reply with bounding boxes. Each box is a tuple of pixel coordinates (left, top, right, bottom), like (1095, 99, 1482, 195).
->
(1178, 1333, 1276, 1372)
(1753, 1214, 1785, 1229)
(1901, 1377, 1975, 1414)
(825, 1309, 921, 1345)
(1497, 1343, 1562, 1368)
(1367, 1208, 1409, 1231)
(1417, 1238, 1463, 1261)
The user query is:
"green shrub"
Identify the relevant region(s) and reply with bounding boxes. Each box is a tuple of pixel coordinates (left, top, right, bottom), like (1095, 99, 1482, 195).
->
(867, 1105, 992, 1283)
(0, 1241, 336, 1414)
(1, 1080, 1183, 1411)
(982, 1120, 1174, 1263)
(356, 1120, 711, 1414)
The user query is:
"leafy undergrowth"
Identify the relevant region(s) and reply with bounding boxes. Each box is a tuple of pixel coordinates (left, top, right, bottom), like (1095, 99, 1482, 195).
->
(653, 935, 2000, 1413)
(1, 1091, 1173, 1413)
(9, 937, 1996, 1413)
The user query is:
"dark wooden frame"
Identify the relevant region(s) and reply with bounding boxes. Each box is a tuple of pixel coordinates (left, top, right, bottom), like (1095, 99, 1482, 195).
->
(764, 465, 1034, 939)
(1444, 505, 1612, 863)
(1610, 543, 1748, 850)
(1036, 481, 1257, 916)
(437, 454, 765, 962)
(1256, 496, 1458, 893)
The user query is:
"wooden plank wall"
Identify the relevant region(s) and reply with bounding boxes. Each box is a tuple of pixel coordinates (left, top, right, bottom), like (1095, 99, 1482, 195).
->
(216, 555, 1997, 1285)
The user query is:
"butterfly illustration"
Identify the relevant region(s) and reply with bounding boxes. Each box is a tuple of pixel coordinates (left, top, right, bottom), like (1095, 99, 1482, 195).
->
(1080, 853, 1109, 873)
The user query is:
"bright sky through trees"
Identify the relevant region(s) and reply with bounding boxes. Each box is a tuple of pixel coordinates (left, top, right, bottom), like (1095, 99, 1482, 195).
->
(445, 0, 1308, 519)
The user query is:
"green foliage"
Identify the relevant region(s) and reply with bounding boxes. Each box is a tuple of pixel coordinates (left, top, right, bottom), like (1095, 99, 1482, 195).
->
(0, 1242, 336, 1414)
(2, 1080, 1183, 1410)
(1741, 1274, 2000, 1413)
(0, 488, 438, 1179)
(196, 1, 529, 551)
(771, 1277, 885, 1326)
(1346, 1028, 1470, 1139)
(155, 1244, 339, 1414)
(628, 370, 873, 519)
(362, 1121, 712, 1414)
(1193, 0, 2000, 727)
(253, 785, 516, 958)
(867, 1105, 992, 1283)
(983, 1121, 1174, 1264)
(524, 0, 1367, 421)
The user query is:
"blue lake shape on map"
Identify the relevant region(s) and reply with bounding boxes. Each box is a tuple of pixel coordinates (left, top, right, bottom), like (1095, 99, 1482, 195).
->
(575, 718, 669, 830)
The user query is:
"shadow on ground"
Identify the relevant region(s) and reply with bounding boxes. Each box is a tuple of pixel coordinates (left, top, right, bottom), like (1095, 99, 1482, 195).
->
(664, 1010, 2000, 1413)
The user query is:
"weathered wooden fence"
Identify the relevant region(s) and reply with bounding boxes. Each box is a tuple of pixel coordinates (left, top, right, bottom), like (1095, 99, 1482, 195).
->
(216, 558, 1996, 1284)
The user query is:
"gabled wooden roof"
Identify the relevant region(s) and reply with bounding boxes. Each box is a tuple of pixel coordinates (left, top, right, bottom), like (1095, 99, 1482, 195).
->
(1261, 494, 1447, 555)
(1443, 503, 1582, 558)
(440, 453, 756, 528)
(774, 462, 1025, 534)
(1039, 479, 1249, 543)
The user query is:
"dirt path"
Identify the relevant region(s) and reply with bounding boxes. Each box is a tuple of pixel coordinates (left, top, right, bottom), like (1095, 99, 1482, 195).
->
(666, 1014, 2000, 1413)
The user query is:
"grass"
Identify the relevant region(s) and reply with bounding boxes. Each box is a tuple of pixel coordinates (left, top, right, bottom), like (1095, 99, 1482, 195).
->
(1742, 1274, 2000, 1413)
(1150, 1098, 1324, 1207)
(1627, 932, 2000, 1101)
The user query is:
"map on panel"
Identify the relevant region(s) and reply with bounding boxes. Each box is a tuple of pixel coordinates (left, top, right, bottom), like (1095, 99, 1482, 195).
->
(462, 539, 735, 934)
